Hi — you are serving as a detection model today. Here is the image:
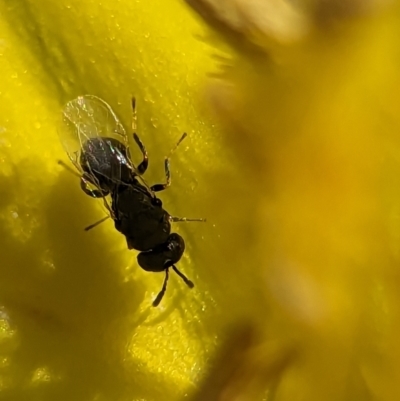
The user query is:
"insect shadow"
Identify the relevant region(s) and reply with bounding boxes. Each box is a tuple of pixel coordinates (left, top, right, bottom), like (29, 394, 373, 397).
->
(0, 160, 181, 400)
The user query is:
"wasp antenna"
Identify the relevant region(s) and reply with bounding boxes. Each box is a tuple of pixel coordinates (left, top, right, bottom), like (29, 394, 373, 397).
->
(84, 215, 110, 231)
(153, 269, 169, 307)
(177, 132, 187, 146)
(167, 132, 187, 158)
(131, 97, 137, 133)
(172, 265, 194, 288)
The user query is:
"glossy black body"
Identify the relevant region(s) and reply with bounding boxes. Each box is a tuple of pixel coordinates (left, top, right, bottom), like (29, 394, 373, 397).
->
(111, 182, 185, 272)
(77, 128, 186, 273)
(80, 135, 186, 275)
(80, 137, 134, 196)
(112, 181, 171, 252)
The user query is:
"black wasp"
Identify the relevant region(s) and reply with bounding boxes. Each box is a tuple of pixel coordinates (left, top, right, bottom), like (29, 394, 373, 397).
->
(58, 95, 205, 306)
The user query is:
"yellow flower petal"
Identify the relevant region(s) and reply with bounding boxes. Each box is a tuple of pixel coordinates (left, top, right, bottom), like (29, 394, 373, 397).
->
(0, 1, 220, 399)
(188, 1, 400, 400)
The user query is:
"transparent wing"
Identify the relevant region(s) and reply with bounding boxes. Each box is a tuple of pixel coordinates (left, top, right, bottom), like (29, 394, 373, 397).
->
(58, 94, 130, 174)
(58, 94, 155, 208)
(58, 95, 132, 218)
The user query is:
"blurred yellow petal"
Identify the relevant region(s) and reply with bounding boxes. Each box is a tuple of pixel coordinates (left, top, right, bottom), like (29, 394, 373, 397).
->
(187, 0, 400, 400)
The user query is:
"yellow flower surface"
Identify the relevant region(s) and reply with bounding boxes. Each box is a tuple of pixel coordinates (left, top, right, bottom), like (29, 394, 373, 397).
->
(2, 0, 400, 400)
(0, 1, 219, 400)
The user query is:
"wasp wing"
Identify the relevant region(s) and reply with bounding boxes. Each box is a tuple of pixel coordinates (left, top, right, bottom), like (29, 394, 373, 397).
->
(59, 94, 155, 205)
(58, 95, 134, 219)
(58, 94, 131, 177)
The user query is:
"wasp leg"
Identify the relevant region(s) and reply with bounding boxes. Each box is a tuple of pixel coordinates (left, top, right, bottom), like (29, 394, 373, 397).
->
(80, 176, 109, 198)
(169, 216, 206, 223)
(58, 160, 80, 177)
(151, 133, 187, 192)
(132, 133, 148, 175)
(151, 158, 171, 192)
(84, 215, 110, 231)
(59, 159, 108, 198)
